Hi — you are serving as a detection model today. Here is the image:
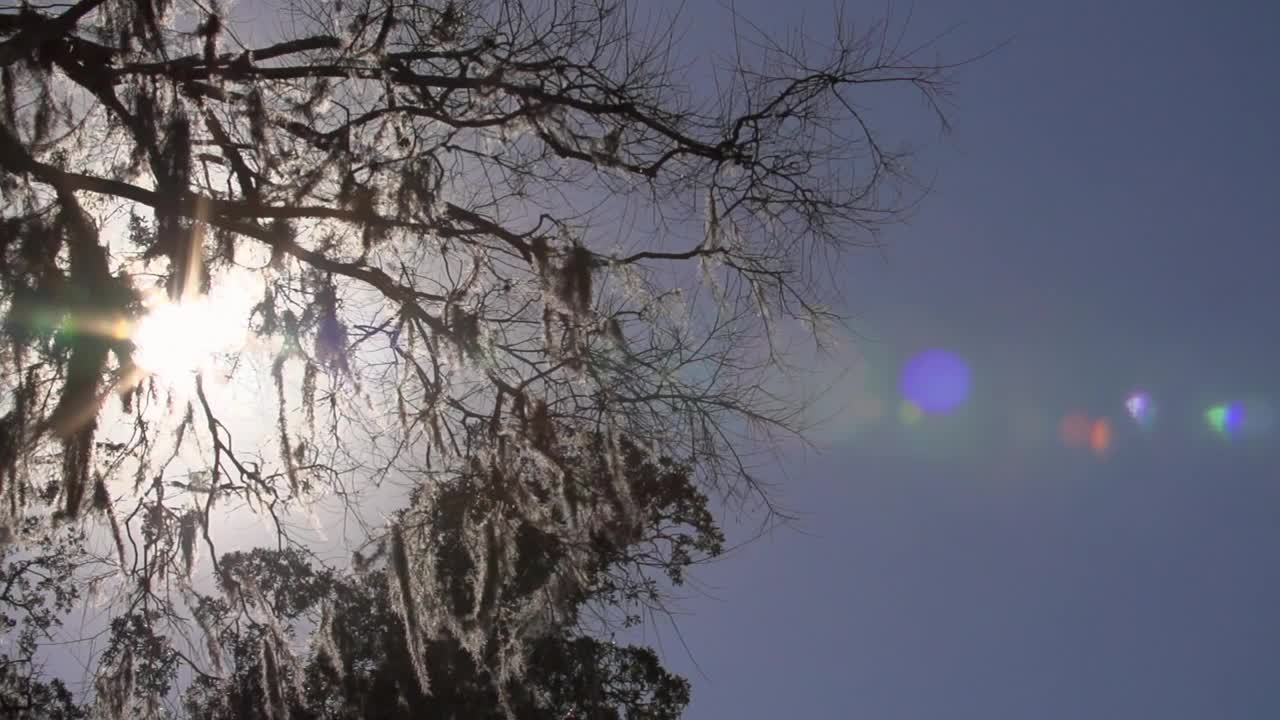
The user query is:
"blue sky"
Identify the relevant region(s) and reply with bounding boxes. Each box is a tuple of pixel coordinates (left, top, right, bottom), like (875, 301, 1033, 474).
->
(646, 1, 1280, 717)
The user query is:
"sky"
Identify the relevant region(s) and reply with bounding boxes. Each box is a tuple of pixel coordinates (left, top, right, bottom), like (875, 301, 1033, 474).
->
(638, 1, 1280, 718)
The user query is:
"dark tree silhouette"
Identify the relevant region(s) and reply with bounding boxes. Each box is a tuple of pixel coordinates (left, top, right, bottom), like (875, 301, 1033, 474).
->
(0, 519, 90, 719)
(0, 0, 958, 715)
(181, 436, 712, 719)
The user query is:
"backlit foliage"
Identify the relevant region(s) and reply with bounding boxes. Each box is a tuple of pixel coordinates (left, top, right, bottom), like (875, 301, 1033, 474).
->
(0, 0, 954, 715)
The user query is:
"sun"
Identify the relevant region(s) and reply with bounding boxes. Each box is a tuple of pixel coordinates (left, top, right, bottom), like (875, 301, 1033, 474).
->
(131, 291, 251, 380)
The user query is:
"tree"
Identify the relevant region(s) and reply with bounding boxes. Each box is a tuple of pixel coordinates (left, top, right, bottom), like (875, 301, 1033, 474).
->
(0, 518, 91, 720)
(0, 0, 956, 715)
(180, 436, 713, 719)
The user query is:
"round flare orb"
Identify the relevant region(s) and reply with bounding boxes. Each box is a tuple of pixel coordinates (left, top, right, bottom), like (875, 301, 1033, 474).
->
(1089, 418, 1112, 456)
(1124, 391, 1156, 429)
(1205, 402, 1246, 438)
(899, 350, 971, 416)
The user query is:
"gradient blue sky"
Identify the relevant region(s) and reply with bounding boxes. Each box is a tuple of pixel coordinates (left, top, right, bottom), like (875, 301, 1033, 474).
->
(644, 1, 1280, 718)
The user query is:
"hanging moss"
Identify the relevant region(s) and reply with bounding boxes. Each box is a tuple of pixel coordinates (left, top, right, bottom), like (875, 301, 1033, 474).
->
(272, 355, 299, 494)
(528, 399, 556, 455)
(448, 306, 482, 360)
(245, 87, 267, 148)
(530, 234, 550, 275)
(313, 280, 349, 373)
(557, 244, 594, 316)
(259, 635, 286, 720)
(196, 13, 221, 66)
(179, 510, 200, 577)
(59, 423, 94, 521)
(0, 65, 15, 129)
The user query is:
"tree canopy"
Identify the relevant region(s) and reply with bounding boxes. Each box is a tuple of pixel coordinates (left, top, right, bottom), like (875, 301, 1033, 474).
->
(0, 0, 955, 716)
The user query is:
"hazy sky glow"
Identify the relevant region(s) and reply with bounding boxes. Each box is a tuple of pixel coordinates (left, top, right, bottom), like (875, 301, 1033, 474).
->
(640, 1, 1280, 718)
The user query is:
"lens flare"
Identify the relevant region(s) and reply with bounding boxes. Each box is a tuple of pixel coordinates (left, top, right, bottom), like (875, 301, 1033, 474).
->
(1089, 418, 1112, 456)
(899, 350, 971, 415)
(1205, 402, 1246, 438)
(898, 400, 923, 426)
(1124, 391, 1156, 429)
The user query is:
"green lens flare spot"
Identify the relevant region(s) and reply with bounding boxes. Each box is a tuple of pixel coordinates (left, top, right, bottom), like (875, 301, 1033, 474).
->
(1205, 402, 1245, 437)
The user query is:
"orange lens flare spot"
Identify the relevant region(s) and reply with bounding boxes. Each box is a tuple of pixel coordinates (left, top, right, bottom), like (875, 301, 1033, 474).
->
(1089, 418, 1112, 456)
(111, 317, 132, 341)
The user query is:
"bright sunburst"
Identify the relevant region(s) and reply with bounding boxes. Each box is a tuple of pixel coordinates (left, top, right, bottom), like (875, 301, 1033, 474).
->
(131, 292, 250, 380)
